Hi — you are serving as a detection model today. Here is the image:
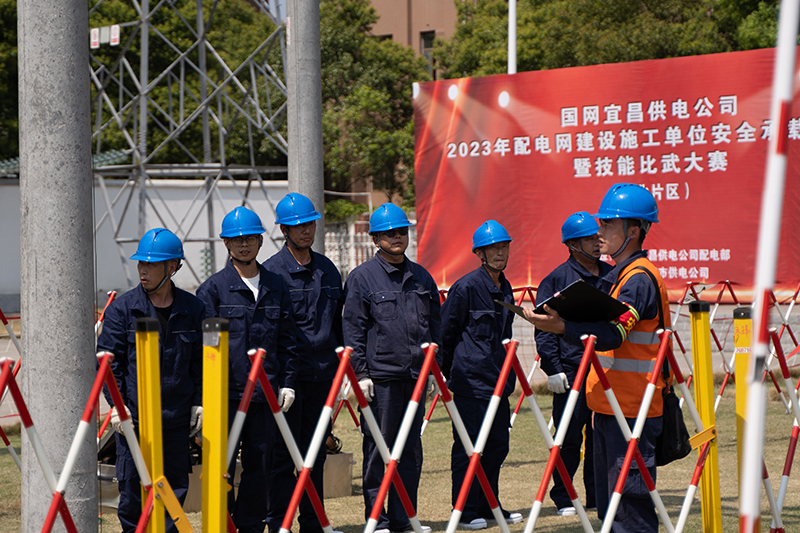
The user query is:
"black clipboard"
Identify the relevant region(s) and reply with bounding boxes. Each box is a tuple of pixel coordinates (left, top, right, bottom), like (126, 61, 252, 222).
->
(533, 279, 629, 322)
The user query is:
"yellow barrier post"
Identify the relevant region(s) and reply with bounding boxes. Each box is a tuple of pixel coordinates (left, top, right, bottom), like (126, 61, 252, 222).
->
(688, 301, 722, 533)
(202, 318, 229, 533)
(733, 306, 752, 484)
(136, 317, 166, 533)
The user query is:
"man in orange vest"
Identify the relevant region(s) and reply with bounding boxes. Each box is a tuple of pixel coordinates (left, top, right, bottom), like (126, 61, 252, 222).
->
(524, 183, 669, 533)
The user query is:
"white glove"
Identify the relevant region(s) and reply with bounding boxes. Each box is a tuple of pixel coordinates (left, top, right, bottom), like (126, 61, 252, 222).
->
(359, 378, 374, 402)
(547, 373, 569, 394)
(427, 374, 440, 398)
(110, 405, 131, 433)
(278, 388, 296, 412)
(190, 405, 203, 436)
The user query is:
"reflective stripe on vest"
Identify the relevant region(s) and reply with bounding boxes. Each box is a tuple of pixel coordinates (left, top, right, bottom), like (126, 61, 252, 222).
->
(626, 330, 661, 345)
(595, 353, 656, 373)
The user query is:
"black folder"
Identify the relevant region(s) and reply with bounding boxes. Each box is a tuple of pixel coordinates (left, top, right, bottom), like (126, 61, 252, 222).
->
(495, 279, 629, 323)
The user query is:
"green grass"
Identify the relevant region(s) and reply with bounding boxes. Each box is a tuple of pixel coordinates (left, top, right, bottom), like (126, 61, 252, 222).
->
(3, 387, 800, 532)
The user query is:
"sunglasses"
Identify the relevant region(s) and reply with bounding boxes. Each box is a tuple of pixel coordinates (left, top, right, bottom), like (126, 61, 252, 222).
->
(382, 227, 409, 238)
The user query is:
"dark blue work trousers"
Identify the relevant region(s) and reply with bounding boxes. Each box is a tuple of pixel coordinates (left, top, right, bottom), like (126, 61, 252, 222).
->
(115, 427, 190, 533)
(361, 380, 424, 531)
(450, 395, 510, 521)
(267, 379, 332, 533)
(593, 413, 662, 533)
(550, 385, 595, 510)
(228, 402, 275, 533)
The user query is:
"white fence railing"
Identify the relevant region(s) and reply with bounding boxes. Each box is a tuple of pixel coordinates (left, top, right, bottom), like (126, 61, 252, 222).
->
(324, 221, 417, 280)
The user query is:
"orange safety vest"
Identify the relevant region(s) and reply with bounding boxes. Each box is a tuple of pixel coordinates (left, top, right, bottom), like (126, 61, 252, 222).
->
(586, 257, 671, 418)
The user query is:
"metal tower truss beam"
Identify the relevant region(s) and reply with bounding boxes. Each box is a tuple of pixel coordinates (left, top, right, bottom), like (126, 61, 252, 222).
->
(89, 0, 289, 285)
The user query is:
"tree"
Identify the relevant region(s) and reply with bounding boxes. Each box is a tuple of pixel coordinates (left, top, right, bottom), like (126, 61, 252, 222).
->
(0, 0, 17, 161)
(432, 0, 786, 80)
(320, 0, 430, 203)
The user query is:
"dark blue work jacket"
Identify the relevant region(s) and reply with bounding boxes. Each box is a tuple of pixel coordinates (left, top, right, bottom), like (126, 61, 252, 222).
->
(343, 252, 441, 381)
(196, 260, 299, 402)
(535, 255, 614, 377)
(263, 245, 344, 382)
(562, 250, 661, 351)
(440, 266, 515, 400)
(98, 283, 204, 427)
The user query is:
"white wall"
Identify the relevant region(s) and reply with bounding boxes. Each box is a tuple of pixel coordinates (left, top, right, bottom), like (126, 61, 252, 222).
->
(0, 178, 289, 312)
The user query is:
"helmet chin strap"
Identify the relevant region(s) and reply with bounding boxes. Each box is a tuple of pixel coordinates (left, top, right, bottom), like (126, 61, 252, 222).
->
(567, 242, 600, 262)
(378, 241, 405, 257)
(286, 233, 313, 251)
(144, 262, 178, 295)
(480, 249, 506, 272)
(609, 219, 631, 259)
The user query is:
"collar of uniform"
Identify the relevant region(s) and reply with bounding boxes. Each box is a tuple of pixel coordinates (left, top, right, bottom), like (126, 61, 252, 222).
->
(374, 250, 409, 275)
(475, 265, 506, 294)
(132, 282, 185, 318)
(278, 244, 314, 274)
(604, 249, 648, 285)
(566, 254, 601, 279)
(222, 260, 263, 292)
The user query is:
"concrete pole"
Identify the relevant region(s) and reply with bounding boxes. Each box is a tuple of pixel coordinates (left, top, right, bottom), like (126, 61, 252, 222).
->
(286, 0, 325, 253)
(17, 0, 97, 531)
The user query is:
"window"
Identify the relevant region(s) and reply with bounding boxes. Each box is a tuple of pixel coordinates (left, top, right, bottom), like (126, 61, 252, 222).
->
(420, 31, 435, 78)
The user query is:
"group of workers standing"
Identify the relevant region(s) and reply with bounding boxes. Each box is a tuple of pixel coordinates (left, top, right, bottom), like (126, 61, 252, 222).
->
(97, 181, 671, 533)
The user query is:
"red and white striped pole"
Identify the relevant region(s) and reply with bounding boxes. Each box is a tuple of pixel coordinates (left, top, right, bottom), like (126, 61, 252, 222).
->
(674, 442, 711, 533)
(425, 359, 510, 533)
(510, 353, 540, 428)
(772, 419, 798, 533)
(0, 358, 79, 532)
(446, 340, 518, 533)
(95, 290, 117, 336)
(0, 306, 21, 356)
(42, 353, 120, 532)
(588, 332, 674, 533)
(227, 348, 268, 469)
(0, 423, 20, 470)
(420, 392, 438, 435)
(521, 337, 594, 533)
(741, 0, 800, 530)
(366, 344, 439, 533)
(259, 349, 349, 533)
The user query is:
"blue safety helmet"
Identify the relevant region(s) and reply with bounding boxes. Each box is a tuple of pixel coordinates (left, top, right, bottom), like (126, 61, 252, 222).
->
(220, 206, 266, 238)
(472, 220, 512, 252)
(595, 183, 659, 224)
(274, 193, 322, 226)
(369, 203, 412, 234)
(130, 228, 185, 262)
(561, 212, 599, 243)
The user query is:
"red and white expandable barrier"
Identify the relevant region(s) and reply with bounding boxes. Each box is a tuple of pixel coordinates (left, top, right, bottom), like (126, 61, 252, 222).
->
(331, 377, 360, 428)
(246, 348, 346, 533)
(0, 358, 78, 533)
(0, 423, 20, 470)
(444, 340, 518, 533)
(522, 337, 595, 533)
(363, 343, 439, 533)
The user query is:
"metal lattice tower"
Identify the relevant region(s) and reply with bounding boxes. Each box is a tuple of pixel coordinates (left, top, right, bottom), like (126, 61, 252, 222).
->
(89, 0, 289, 288)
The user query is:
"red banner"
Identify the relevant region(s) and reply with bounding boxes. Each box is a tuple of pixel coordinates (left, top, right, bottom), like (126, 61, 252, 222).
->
(414, 48, 800, 298)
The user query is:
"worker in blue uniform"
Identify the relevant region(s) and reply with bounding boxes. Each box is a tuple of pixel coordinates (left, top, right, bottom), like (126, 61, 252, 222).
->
(342, 203, 441, 533)
(196, 206, 299, 533)
(264, 193, 344, 533)
(440, 220, 523, 530)
(98, 228, 204, 533)
(534, 212, 612, 516)
(525, 184, 669, 533)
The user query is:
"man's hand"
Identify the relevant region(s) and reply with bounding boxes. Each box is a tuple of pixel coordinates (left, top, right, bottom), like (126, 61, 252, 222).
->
(278, 388, 296, 412)
(190, 405, 203, 436)
(427, 374, 441, 398)
(358, 378, 374, 402)
(547, 372, 569, 394)
(522, 304, 566, 334)
(110, 405, 132, 433)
